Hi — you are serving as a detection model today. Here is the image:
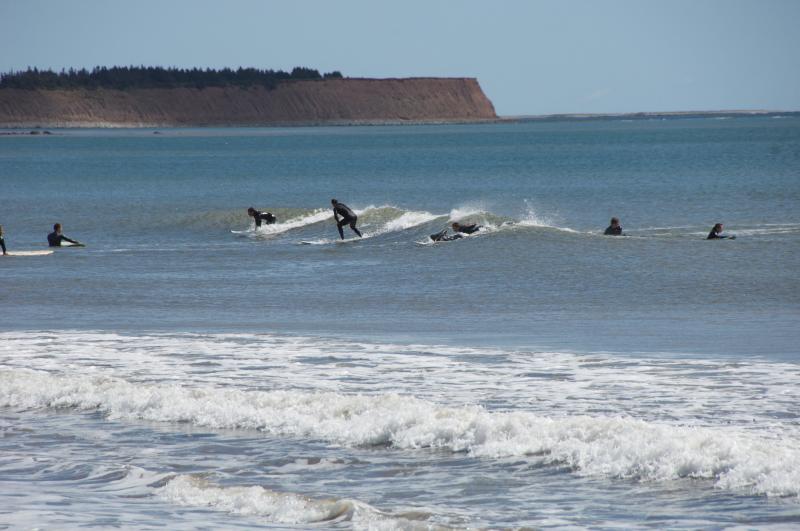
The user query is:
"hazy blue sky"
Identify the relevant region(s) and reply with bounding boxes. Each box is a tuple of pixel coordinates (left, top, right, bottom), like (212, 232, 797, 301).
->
(1, 0, 798, 115)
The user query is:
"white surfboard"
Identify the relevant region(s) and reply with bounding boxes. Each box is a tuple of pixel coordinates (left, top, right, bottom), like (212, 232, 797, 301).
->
(5, 250, 54, 256)
(300, 236, 368, 245)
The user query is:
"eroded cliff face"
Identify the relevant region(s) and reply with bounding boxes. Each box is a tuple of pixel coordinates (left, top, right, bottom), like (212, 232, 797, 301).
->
(0, 78, 496, 127)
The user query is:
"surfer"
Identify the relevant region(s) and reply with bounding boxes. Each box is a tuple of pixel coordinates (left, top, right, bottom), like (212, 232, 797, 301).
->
(331, 199, 362, 240)
(707, 223, 734, 239)
(604, 217, 623, 235)
(451, 222, 481, 235)
(430, 229, 464, 242)
(429, 222, 481, 242)
(0, 225, 7, 255)
(429, 229, 463, 242)
(247, 207, 277, 228)
(47, 223, 83, 247)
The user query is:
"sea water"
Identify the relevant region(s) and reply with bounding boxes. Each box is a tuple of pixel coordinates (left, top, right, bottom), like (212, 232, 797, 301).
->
(1, 117, 799, 528)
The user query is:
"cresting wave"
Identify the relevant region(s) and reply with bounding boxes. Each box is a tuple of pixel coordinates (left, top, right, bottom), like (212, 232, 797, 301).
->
(157, 474, 451, 529)
(172, 203, 795, 242)
(3, 369, 798, 499)
(232, 208, 333, 237)
(298, 205, 445, 244)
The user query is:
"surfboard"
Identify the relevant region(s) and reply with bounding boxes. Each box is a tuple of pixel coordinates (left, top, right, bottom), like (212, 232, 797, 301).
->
(5, 250, 54, 256)
(300, 234, 371, 245)
(300, 238, 362, 245)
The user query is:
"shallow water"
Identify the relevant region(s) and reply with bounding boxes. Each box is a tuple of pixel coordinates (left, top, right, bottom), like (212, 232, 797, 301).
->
(1, 118, 799, 528)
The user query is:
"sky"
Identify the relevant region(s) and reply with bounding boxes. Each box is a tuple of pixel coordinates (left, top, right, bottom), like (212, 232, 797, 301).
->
(1, 0, 798, 115)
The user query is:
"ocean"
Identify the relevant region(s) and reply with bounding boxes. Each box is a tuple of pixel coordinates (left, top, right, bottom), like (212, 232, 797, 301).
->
(1, 117, 799, 529)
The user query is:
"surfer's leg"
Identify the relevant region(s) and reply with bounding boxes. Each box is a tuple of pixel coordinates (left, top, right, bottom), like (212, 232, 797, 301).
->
(337, 219, 346, 240)
(349, 220, 362, 238)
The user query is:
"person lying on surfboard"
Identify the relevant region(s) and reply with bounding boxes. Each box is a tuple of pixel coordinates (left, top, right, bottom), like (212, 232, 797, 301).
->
(429, 222, 483, 242)
(47, 223, 83, 247)
(451, 222, 482, 235)
(247, 207, 277, 228)
(429, 229, 463, 242)
(0, 225, 7, 255)
(331, 199, 362, 240)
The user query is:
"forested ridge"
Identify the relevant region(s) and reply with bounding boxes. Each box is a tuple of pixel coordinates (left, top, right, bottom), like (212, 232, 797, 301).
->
(0, 66, 343, 90)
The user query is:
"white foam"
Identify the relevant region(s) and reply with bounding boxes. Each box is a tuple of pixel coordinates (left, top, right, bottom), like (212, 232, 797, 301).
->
(2, 368, 798, 498)
(300, 207, 441, 244)
(515, 201, 579, 233)
(382, 210, 441, 233)
(448, 204, 487, 222)
(250, 209, 332, 236)
(156, 475, 447, 529)
(2, 331, 798, 434)
(729, 223, 800, 236)
(158, 475, 354, 524)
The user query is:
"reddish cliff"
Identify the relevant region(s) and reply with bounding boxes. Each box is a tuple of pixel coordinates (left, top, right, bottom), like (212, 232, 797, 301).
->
(0, 78, 496, 127)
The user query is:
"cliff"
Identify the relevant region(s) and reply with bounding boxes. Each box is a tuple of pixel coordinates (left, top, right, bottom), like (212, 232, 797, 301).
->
(0, 78, 496, 127)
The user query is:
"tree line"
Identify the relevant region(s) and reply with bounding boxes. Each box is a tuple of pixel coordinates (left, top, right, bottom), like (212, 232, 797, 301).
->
(0, 66, 344, 90)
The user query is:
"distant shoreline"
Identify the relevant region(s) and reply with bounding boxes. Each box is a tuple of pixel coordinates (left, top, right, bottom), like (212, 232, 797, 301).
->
(0, 110, 796, 133)
(501, 109, 799, 123)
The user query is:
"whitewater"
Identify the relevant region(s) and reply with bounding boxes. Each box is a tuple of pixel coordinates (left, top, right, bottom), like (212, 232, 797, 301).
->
(2, 330, 799, 528)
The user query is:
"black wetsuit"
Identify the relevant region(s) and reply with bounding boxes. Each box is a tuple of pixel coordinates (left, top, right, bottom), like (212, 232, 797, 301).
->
(604, 225, 623, 235)
(0, 235, 6, 254)
(253, 211, 277, 227)
(333, 203, 362, 239)
(47, 231, 79, 247)
(430, 230, 463, 242)
(454, 224, 481, 235)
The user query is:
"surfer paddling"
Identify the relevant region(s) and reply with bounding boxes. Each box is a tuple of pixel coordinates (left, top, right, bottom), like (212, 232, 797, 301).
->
(429, 222, 482, 242)
(451, 222, 481, 235)
(331, 199, 362, 240)
(47, 223, 83, 247)
(429, 229, 463, 242)
(604, 217, 623, 236)
(707, 223, 734, 240)
(247, 207, 277, 228)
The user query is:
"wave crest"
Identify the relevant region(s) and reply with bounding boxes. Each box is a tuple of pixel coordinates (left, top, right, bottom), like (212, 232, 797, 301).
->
(2, 369, 798, 498)
(157, 474, 448, 529)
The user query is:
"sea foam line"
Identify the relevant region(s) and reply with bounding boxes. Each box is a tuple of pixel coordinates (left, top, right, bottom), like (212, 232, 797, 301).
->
(2, 369, 798, 499)
(157, 474, 450, 530)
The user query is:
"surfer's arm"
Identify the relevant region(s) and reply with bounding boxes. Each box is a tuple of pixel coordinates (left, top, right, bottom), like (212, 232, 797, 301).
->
(333, 210, 340, 223)
(62, 236, 81, 245)
(254, 216, 262, 228)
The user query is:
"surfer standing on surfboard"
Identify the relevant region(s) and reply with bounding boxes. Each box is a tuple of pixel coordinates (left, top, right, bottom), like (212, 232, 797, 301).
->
(0, 225, 7, 255)
(247, 207, 277, 228)
(47, 223, 83, 247)
(331, 199, 363, 240)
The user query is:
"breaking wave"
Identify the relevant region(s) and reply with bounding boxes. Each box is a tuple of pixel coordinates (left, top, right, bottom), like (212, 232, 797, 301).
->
(3, 369, 798, 499)
(157, 474, 450, 529)
(232, 208, 332, 237)
(299, 205, 444, 244)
